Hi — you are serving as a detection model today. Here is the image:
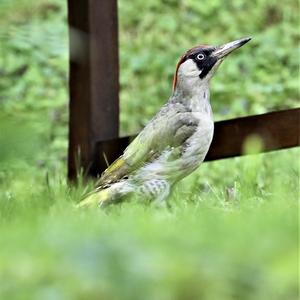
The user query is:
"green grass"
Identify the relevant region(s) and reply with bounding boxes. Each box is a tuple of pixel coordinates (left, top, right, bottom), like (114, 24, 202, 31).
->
(0, 200, 298, 300)
(0, 0, 299, 299)
(0, 148, 299, 299)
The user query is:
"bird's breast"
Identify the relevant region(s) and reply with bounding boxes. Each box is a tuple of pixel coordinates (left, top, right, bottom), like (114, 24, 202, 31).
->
(182, 112, 214, 166)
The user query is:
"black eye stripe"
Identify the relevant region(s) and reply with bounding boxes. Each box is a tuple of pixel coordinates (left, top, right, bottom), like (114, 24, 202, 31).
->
(188, 48, 215, 60)
(190, 53, 218, 79)
(199, 57, 218, 78)
(202, 48, 215, 55)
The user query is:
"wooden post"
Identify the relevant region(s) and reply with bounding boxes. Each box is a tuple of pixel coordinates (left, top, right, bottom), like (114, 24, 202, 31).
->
(67, 0, 119, 180)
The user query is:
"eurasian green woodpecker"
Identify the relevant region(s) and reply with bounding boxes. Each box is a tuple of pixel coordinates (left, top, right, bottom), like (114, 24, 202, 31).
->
(78, 37, 251, 208)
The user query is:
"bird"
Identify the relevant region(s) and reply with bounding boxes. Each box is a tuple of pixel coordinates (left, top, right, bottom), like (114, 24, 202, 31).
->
(77, 37, 251, 208)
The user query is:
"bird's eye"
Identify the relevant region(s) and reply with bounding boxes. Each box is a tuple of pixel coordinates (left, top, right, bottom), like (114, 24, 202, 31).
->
(197, 53, 205, 60)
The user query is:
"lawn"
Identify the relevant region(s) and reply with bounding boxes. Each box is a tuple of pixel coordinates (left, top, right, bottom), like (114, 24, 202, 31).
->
(0, 0, 299, 299)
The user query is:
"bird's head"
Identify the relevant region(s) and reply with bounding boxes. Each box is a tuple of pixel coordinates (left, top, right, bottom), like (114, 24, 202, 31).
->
(173, 37, 251, 93)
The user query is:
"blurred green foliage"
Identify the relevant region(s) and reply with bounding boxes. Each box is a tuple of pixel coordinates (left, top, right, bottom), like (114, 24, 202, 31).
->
(0, 147, 299, 300)
(0, 0, 299, 299)
(0, 148, 299, 300)
(119, 0, 299, 134)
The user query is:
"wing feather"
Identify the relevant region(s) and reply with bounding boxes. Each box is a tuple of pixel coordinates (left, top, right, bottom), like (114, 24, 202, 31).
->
(96, 104, 199, 188)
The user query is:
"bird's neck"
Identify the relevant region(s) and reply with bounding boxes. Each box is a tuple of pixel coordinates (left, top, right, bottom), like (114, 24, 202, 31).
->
(172, 82, 212, 115)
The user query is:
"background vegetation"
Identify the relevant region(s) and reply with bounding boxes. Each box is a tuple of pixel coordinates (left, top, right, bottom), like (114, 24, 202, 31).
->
(0, 0, 299, 299)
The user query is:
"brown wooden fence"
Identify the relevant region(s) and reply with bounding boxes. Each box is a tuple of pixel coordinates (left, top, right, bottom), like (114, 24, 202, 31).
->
(67, 0, 300, 180)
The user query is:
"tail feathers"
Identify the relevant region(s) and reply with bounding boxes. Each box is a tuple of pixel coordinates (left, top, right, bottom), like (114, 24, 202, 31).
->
(76, 188, 111, 208)
(76, 181, 134, 209)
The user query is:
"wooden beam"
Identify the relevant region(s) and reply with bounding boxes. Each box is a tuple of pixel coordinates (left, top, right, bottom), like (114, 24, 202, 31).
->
(93, 108, 300, 176)
(67, 0, 119, 180)
(205, 108, 300, 161)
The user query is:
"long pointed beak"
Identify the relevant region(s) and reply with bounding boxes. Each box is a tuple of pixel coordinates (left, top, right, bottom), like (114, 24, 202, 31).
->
(213, 37, 251, 59)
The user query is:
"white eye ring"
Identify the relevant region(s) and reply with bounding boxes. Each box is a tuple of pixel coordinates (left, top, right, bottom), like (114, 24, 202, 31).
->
(197, 53, 205, 60)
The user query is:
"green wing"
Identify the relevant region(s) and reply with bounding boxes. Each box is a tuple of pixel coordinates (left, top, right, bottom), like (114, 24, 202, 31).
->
(96, 105, 198, 188)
